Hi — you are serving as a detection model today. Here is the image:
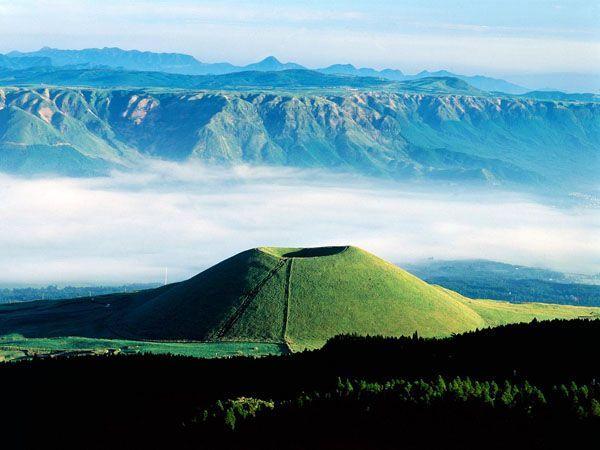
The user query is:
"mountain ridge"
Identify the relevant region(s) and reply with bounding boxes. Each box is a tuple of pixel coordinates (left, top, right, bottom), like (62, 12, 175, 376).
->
(3, 47, 529, 93)
(0, 86, 597, 190)
(404, 259, 600, 306)
(6, 47, 600, 94)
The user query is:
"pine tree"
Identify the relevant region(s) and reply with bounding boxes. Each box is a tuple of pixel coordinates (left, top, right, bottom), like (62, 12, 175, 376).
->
(224, 409, 236, 431)
(436, 375, 447, 393)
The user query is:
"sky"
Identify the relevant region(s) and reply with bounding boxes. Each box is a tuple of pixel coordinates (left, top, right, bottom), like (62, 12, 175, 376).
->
(0, 163, 598, 286)
(0, 0, 598, 75)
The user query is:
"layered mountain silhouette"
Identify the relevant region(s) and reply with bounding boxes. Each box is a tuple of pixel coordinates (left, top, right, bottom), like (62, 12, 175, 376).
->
(0, 47, 598, 189)
(4, 47, 528, 93)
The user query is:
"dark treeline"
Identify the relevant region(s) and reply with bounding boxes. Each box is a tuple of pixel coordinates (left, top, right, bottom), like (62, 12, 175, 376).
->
(3, 318, 600, 449)
(197, 377, 600, 449)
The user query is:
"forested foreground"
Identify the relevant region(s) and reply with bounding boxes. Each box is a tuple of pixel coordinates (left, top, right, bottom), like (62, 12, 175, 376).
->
(4, 319, 600, 449)
(196, 377, 600, 449)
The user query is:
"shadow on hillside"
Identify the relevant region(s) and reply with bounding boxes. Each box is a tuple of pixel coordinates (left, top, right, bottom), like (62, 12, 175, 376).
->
(281, 246, 348, 258)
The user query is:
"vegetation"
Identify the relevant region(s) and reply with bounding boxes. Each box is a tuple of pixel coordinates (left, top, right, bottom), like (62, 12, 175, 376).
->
(444, 288, 599, 327)
(0, 334, 285, 362)
(3, 318, 600, 449)
(447, 279, 600, 306)
(282, 246, 487, 349)
(197, 377, 600, 449)
(1, 247, 599, 353)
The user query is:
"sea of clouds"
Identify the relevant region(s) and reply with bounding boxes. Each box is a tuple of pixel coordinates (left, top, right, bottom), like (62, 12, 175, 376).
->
(0, 161, 598, 285)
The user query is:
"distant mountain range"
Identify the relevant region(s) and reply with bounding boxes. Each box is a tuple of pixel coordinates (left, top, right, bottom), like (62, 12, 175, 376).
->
(500, 72, 600, 95)
(1, 86, 597, 190)
(5, 46, 593, 94)
(0, 54, 51, 70)
(1, 62, 597, 103)
(0, 65, 490, 95)
(0, 47, 598, 188)
(404, 259, 600, 306)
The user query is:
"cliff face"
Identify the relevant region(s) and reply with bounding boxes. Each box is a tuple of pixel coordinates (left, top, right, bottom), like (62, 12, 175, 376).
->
(1, 87, 598, 188)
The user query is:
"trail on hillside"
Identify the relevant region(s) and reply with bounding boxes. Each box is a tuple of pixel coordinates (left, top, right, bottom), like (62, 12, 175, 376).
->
(282, 258, 294, 344)
(211, 258, 287, 340)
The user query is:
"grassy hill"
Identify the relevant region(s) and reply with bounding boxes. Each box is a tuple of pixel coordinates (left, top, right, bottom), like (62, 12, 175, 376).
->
(0, 246, 599, 354)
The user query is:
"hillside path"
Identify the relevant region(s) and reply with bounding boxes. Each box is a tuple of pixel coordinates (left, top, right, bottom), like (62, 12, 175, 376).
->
(282, 258, 294, 343)
(212, 258, 287, 340)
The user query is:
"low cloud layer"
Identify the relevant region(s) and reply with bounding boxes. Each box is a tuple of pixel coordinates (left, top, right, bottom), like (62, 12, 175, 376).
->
(0, 162, 598, 285)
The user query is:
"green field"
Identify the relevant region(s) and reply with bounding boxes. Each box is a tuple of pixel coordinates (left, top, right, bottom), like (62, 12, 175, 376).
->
(1, 246, 599, 355)
(444, 288, 600, 327)
(0, 334, 285, 362)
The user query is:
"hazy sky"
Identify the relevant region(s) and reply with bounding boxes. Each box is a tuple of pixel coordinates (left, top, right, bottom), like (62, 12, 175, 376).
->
(0, 0, 598, 75)
(1, 163, 598, 286)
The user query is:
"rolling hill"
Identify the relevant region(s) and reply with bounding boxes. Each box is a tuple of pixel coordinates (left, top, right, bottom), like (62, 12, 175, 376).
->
(515, 90, 600, 103)
(0, 246, 598, 352)
(404, 259, 600, 305)
(0, 66, 393, 90)
(0, 65, 489, 95)
(407, 70, 527, 94)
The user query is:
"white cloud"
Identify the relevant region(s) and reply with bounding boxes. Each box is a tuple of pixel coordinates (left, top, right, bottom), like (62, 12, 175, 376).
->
(0, 162, 598, 286)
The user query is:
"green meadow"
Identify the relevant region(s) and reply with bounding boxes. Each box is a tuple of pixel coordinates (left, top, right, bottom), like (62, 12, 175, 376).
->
(0, 334, 285, 362)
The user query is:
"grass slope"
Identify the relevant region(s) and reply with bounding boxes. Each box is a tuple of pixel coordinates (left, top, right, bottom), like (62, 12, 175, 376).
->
(114, 249, 288, 340)
(282, 246, 486, 350)
(443, 288, 600, 327)
(1, 246, 599, 354)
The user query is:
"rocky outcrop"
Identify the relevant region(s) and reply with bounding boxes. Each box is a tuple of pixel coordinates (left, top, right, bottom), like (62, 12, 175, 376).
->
(0, 87, 598, 189)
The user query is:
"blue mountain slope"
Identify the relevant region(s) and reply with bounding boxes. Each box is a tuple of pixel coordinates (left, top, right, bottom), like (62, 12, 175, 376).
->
(0, 55, 52, 70)
(0, 66, 394, 90)
(244, 56, 305, 71)
(0, 86, 597, 191)
(7, 47, 527, 93)
(8, 47, 237, 75)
